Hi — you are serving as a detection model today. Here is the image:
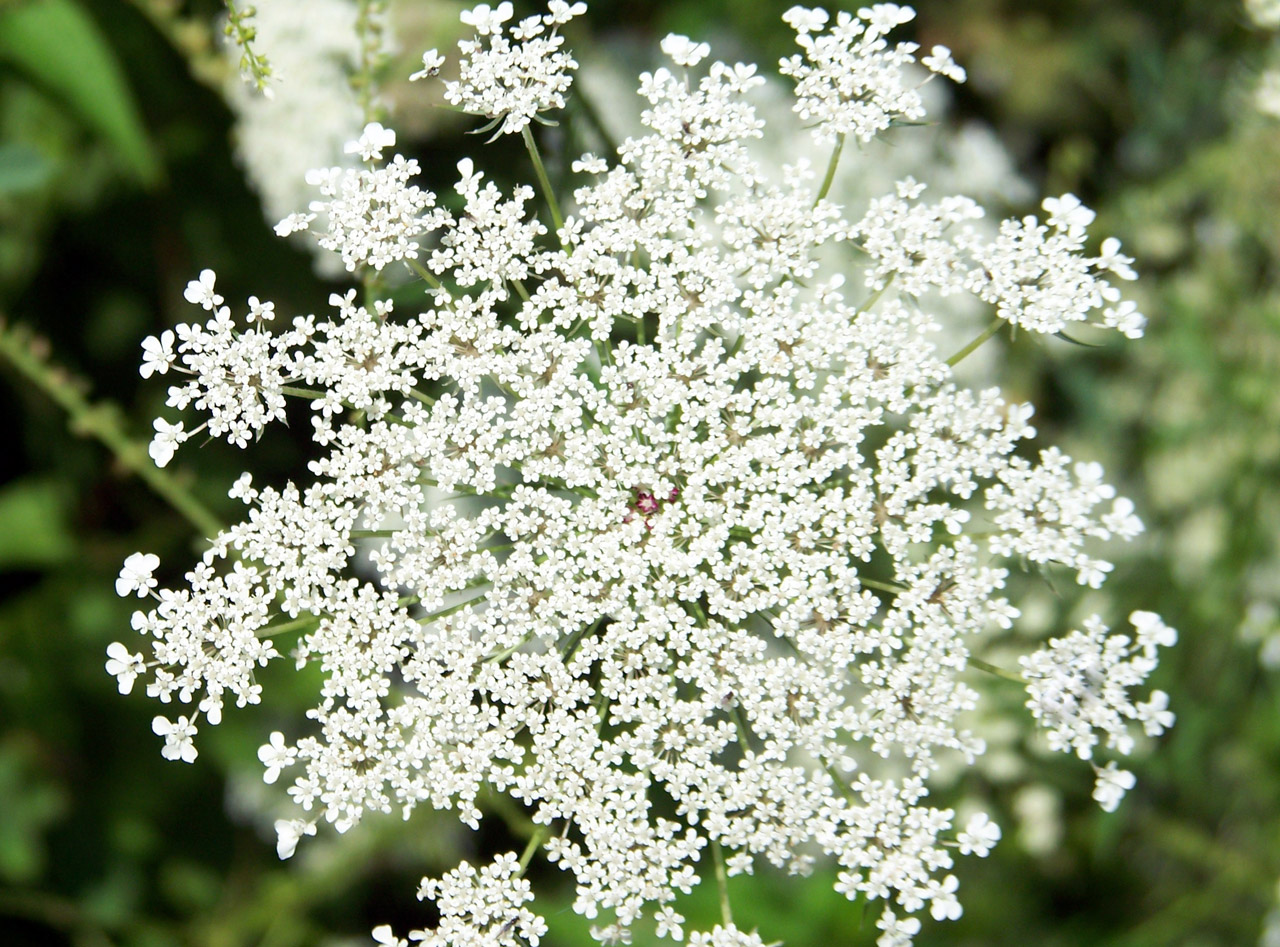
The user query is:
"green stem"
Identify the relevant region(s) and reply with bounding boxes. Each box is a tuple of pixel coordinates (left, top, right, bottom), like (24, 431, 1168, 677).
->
(256, 613, 321, 638)
(484, 634, 532, 665)
(279, 385, 328, 400)
(517, 823, 552, 875)
(730, 705, 755, 753)
(945, 317, 1003, 368)
(969, 656, 1024, 684)
(406, 258, 447, 294)
(854, 274, 894, 317)
(353, 0, 389, 124)
(223, 0, 273, 93)
(710, 840, 734, 926)
(860, 577, 907, 595)
(814, 133, 846, 205)
(0, 320, 224, 539)
(417, 589, 491, 624)
(522, 125, 565, 236)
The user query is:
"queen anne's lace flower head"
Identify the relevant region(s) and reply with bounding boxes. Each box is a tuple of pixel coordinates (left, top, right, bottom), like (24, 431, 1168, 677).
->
(116, 5, 1173, 945)
(780, 4, 961, 144)
(436, 0, 588, 137)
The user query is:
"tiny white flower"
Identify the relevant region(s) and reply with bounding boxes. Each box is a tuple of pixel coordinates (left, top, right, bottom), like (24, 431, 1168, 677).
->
(139, 331, 175, 379)
(863, 3, 916, 35)
(876, 910, 922, 947)
(1131, 610, 1178, 650)
(105, 642, 145, 694)
(246, 296, 275, 323)
(371, 925, 407, 947)
(274, 212, 315, 237)
(1093, 761, 1136, 812)
(345, 122, 397, 162)
(571, 153, 608, 174)
(957, 812, 1001, 856)
(1042, 193, 1096, 235)
(922, 45, 966, 83)
(152, 714, 198, 763)
(274, 818, 316, 859)
(258, 730, 296, 784)
(183, 269, 223, 310)
(148, 417, 187, 468)
(545, 1, 586, 25)
(1135, 690, 1175, 736)
(409, 48, 446, 81)
(660, 34, 711, 68)
(460, 2, 513, 36)
(782, 6, 829, 33)
(116, 552, 160, 597)
(1097, 236, 1137, 280)
(929, 874, 962, 921)
(455, 157, 483, 196)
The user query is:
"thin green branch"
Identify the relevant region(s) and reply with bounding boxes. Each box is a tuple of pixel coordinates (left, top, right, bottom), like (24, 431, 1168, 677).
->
(518, 823, 552, 875)
(406, 258, 447, 294)
(0, 319, 224, 539)
(223, 0, 273, 93)
(522, 125, 565, 236)
(814, 133, 846, 205)
(710, 840, 734, 926)
(968, 656, 1024, 684)
(859, 577, 907, 595)
(945, 317, 1004, 368)
(417, 589, 492, 624)
(279, 385, 329, 400)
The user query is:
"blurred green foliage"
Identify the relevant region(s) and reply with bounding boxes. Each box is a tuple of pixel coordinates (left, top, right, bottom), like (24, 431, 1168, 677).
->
(2, 1, 1279, 945)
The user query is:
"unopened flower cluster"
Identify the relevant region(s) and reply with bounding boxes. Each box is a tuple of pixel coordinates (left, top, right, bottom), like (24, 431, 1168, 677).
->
(113, 4, 1172, 945)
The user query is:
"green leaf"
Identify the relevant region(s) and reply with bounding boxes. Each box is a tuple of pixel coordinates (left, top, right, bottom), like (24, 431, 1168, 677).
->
(0, 141, 54, 194)
(1053, 329, 1105, 348)
(0, 477, 74, 569)
(0, 0, 160, 186)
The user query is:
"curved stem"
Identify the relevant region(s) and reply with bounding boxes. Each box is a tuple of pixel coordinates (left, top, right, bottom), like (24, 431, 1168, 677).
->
(0, 319, 224, 539)
(278, 385, 328, 400)
(711, 840, 734, 926)
(517, 823, 552, 875)
(406, 258, 447, 294)
(814, 133, 846, 205)
(969, 656, 1024, 684)
(945, 317, 1003, 368)
(522, 125, 565, 237)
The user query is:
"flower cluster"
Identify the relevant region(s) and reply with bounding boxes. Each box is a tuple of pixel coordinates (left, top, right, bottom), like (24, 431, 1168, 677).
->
(277, 126, 452, 272)
(139, 269, 313, 465)
(781, 4, 963, 143)
(1020, 611, 1176, 811)
(112, 5, 1172, 945)
(430, 0, 588, 137)
(854, 181, 1145, 337)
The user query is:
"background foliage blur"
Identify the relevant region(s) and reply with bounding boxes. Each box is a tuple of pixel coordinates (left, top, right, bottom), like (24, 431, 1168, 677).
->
(1, 0, 1279, 945)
